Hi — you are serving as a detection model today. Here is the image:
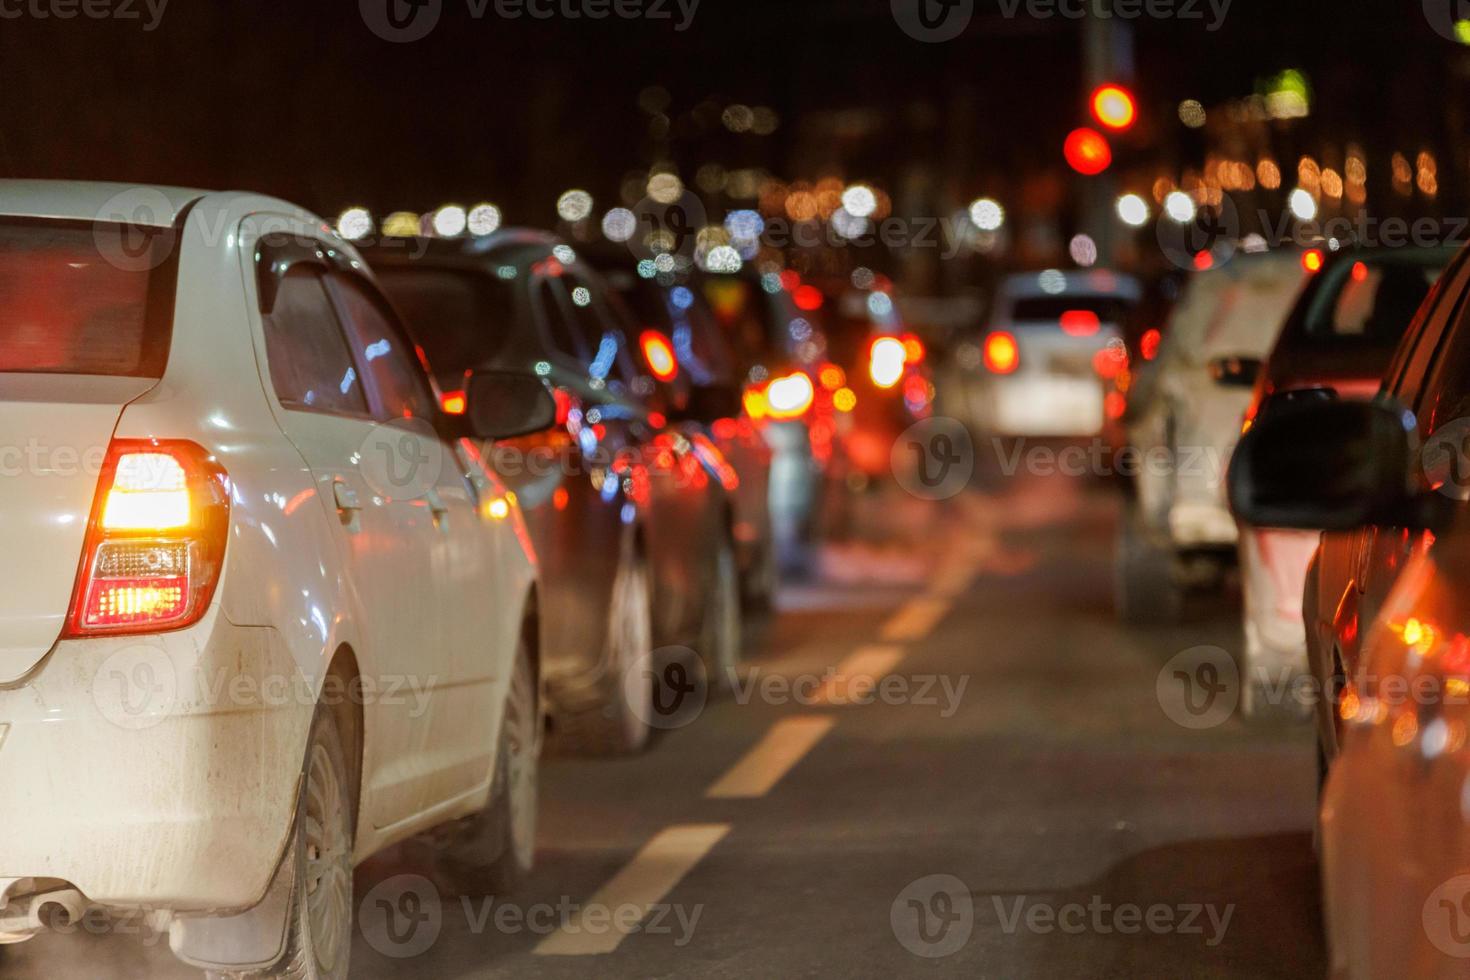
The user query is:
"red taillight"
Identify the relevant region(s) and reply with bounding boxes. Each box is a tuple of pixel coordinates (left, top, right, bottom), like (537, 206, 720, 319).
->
(65, 441, 231, 637)
(984, 332, 1019, 374)
(440, 390, 467, 415)
(1140, 328, 1162, 361)
(640, 330, 678, 381)
(1059, 310, 1101, 337)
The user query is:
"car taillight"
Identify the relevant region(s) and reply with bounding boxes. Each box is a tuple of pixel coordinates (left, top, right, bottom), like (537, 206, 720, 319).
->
(766, 372, 815, 420)
(640, 330, 678, 381)
(983, 332, 1019, 374)
(440, 389, 467, 415)
(869, 336, 908, 389)
(65, 441, 231, 637)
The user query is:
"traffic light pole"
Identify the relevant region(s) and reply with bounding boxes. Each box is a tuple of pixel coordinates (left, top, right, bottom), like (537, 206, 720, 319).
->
(1083, 11, 1133, 267)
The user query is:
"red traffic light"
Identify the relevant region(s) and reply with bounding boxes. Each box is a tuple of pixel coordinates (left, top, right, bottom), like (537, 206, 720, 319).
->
(1064, 128, 1113, 175)
(1091, 84, 1137, 131)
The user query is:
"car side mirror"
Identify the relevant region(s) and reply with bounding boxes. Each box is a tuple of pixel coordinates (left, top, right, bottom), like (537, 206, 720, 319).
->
(463, 370, 558, 440)
(676, 384, 743, 426)
(1228, 399, 1444, 531)
(1209, 355, 1263, 388)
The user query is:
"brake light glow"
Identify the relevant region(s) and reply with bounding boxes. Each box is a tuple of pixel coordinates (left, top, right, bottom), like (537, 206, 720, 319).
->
(640, 330, 678, 381)
(793, 285, 824, 312)
(102, 453, 191, 530)
(1059, 310, 1101, 337)
(983, 332, 1019, 374)
(1140, 328, 1162, 361)
(869, 336, 908, 389)
(766, 372, 815, 420)
(440, 390, 467, 415)
(67, 442, 230, 636)
(901, 334, 926, 364)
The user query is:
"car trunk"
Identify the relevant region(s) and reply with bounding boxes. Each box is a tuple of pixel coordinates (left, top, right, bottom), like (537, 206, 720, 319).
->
(0, 374, 156, 682)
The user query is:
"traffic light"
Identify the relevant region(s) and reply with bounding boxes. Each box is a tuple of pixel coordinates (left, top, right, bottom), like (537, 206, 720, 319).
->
(1090, 84, 1137, 131)
(1064, 128, 1113, 175)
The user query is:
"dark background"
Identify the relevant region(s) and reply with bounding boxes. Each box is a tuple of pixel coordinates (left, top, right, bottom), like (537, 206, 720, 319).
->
(0, 1, 1460, 275)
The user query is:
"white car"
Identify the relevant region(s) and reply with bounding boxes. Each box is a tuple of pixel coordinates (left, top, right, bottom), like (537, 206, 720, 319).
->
(0, 181, 552, 977)
(1118, 251, 1306, 625)
(950, 269, 1141, 438)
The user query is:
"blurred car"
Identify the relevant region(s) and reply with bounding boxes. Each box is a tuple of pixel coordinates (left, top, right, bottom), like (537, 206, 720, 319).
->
(582, 250, 776, 611)
(1234, 246, 1453, 718)
(1116, 250, 1306, 623)
(699, 265, 832, 576)
(364, 231, 744, 751)
(1278, 245, 1470, 768)
(819, 278, 933, 486)
(0, 181, 548, 977)
(954, 269, 1141, 439)
(1227, 328, 1470, 976)
(1101, 271, 1183, 460)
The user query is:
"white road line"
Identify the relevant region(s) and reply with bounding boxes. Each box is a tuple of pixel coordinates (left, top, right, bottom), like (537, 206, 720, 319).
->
(705, 716, 837, 799)
(532, 823, 732, 956)
(815, 644, 906, 706)
(880, 595, 952, 642)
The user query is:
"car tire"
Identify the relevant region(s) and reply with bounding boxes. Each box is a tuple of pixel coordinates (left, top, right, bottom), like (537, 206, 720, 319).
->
(702, 535, 744, 693)
(554, 555, 654, 756)
(443, 638, 540, 893)
(1114, 505, 1183, 625)
(211, 705, 354, 980)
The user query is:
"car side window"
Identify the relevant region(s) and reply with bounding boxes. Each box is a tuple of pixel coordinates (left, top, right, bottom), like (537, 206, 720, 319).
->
(560, 272, 637, 390)
(1412, 280, 1470, 438)
(529, 274, 588, 363)
(260, 267, 369, 416)
(1389, 252, 1470, 409)
(325, 273, 436, 421)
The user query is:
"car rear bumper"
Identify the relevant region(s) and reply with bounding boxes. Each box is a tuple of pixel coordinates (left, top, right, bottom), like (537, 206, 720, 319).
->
(0, 610, 311, 914)
(981, 375, 1104, 438)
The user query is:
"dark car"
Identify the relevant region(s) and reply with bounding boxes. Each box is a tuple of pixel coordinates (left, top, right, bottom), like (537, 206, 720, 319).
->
(586, 251, 777, 612)
(1235, 247, 1454, 721)
(362, 231, 743, 754)
(699, 266, 834, 575)
(1239, 246, 1458, 758)
(1227, 243, 1470, 975)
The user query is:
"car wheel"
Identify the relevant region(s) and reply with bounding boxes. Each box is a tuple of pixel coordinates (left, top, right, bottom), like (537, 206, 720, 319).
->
(212, 706, 354, 980)
(1114, 504, 1183, 625)
(702, 535, 744, 693)
(554, 554, 654, 755)
(444, 638, 540, 892)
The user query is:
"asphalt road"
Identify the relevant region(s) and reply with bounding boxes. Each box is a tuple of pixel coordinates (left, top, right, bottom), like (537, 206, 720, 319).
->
(5, 471, 1326, 979)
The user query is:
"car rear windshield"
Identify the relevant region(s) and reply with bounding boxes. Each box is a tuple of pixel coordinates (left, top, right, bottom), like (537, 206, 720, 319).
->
(375, 266, 516, 384)
(1299, 252, 1448, 345)
(1008, 296, 1134, 324)
(0, 218, 177, 377)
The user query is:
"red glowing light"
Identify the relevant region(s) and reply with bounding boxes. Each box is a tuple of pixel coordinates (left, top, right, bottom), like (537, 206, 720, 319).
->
(1064, 128, 1113, 175)
(1059, 310, 1101, 336)
(793, 285, 825, 311)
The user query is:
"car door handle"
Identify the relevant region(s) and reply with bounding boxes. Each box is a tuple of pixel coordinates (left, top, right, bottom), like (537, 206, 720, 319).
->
(332, 481, 361, 531)
(426, 489, 450, 531)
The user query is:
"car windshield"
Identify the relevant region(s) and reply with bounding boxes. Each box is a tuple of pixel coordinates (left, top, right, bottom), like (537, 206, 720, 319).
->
(0, 218, 177, 377)
(375, 266, 517, 385)
(1300, 251, 1448, 345)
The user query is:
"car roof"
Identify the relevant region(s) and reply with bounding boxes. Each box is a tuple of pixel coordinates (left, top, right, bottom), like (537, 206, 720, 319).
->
(998, 269, 1143, 302)
(0, 179, 208, 225)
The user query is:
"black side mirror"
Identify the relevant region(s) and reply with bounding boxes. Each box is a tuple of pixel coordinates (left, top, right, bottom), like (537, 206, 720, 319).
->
(676, 384, 743, 426)
(463, 370, 557, 440)
(1209, 355, 1263, 388)
(1228, 398, 1442, 531)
